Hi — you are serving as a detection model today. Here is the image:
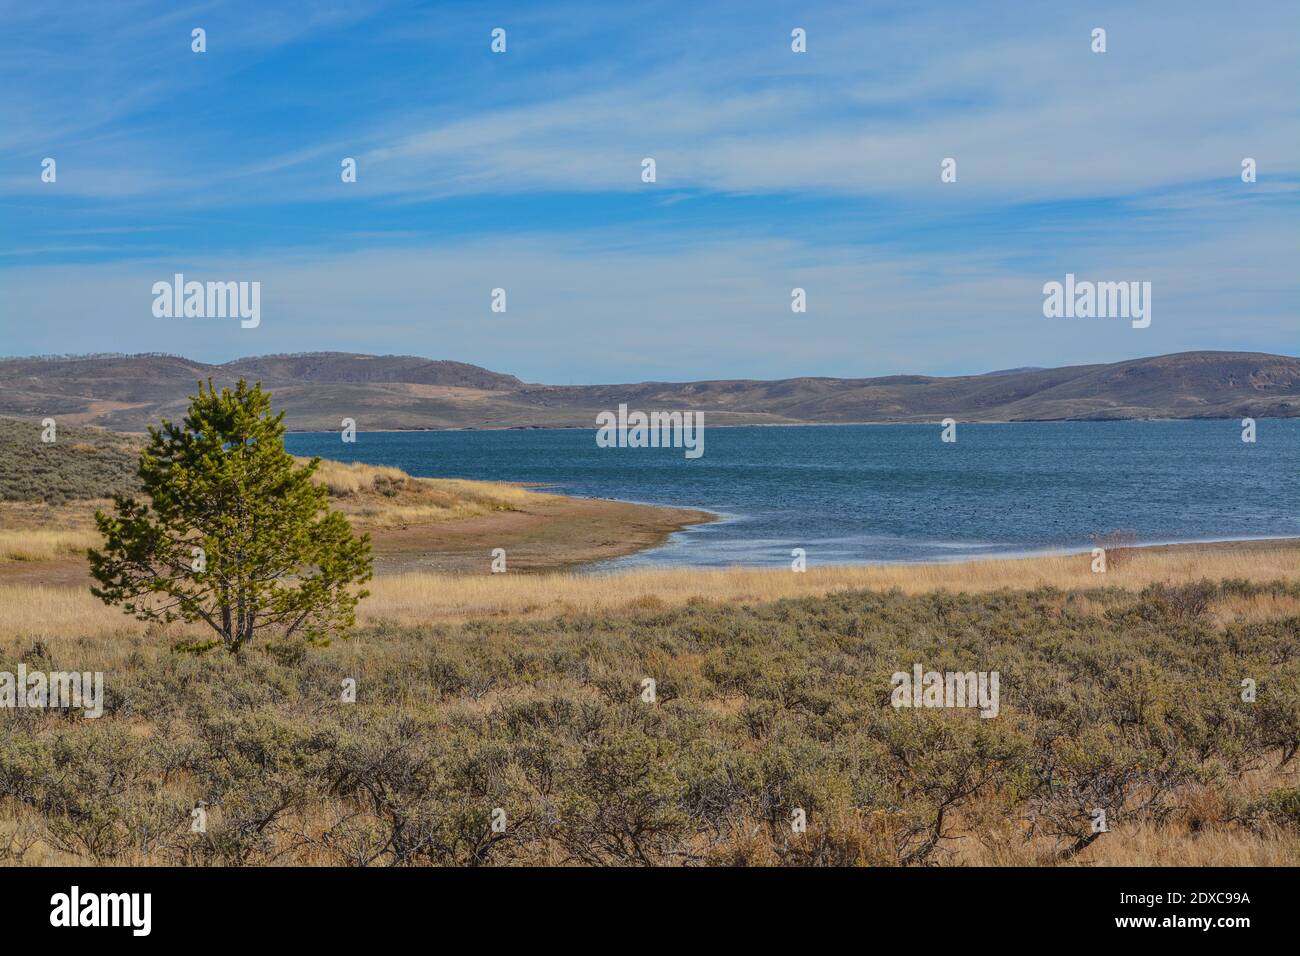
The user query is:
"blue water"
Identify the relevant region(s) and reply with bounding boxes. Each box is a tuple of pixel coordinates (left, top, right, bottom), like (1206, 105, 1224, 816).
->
(285, 421, 1300, 569)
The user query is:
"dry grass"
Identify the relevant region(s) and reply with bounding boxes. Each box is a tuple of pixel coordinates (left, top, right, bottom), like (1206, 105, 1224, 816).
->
(0, 529, 100, 563)
(6, 786, 1297, 869)
(0, 463, 545, 573)
(951, 768, 1300, 866)
(356, 544, 1300, 625)
(2, 577, 1297, 867)
(2, 542, 1296, 644)
(1208, 590, 1300, 628)
(304, 458, 537, 528)
(307, 458, 410, 496)
(0, 499, 104, 533)
(0, 585, 131, 644)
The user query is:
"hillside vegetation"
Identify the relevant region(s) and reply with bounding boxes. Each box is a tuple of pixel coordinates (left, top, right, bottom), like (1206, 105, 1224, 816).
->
(3, 350, 1296, 431)
(0, 579, 1297, 865)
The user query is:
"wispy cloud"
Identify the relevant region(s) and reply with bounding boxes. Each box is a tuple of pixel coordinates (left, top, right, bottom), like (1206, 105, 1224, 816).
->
(6, 1, 1294, 204)
(0, 0, 1294, 376)
(3, 207, 1294, 380)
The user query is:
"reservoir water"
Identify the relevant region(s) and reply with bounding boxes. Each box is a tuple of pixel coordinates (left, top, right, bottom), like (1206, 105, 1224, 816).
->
(284, 420, 1300, 568)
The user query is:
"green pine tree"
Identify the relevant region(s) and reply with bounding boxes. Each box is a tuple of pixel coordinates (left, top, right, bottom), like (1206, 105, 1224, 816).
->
(89, 379, 373, 654)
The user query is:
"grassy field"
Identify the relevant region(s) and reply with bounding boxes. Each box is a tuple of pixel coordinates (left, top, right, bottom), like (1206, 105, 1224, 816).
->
(4, 539, 1299, 639)
(0, 576, 1297, 866)
(2, 421, 1297, 866)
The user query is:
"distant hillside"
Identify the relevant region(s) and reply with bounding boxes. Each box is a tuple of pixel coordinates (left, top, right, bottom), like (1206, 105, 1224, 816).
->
(980, 366, 1046, 377)
(222, 353, 522, 390)
(0, 350, 1296, 431)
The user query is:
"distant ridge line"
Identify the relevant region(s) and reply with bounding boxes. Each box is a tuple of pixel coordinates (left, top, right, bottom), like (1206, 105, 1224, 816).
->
(0, 350, 1296, 431)
(218, 351, 440, 365)
(0, 351, 188, 363)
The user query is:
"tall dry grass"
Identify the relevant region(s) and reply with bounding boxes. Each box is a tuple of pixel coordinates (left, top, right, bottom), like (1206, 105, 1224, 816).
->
(3, 543, 1296, 643)
(0, 529, 99, 563)
(306, 458, 409, 496)
(357, 545, 1300, 624)
(305, 458, 537, 527)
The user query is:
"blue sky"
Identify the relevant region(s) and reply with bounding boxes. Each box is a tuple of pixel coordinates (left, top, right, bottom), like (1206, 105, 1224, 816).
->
(1, 0, 1296, 383)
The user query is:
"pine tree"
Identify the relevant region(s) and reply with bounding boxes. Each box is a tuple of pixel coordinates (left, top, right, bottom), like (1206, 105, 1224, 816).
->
(89, 379, 372, 654)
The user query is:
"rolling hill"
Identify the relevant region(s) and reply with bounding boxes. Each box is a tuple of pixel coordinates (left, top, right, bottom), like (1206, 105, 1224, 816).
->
(0, 350, 1295, 432)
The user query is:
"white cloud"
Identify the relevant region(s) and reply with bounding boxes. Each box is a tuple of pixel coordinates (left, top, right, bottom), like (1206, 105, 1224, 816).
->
(2, 214, 1294, 380)
(5, 1, 1295, 204)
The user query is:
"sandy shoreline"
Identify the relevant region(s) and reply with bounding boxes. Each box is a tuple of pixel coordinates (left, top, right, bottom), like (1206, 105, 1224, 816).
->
(1, 483, 1294, 584)
(0, 489, 718, 585)
(365, 492, 715, 575)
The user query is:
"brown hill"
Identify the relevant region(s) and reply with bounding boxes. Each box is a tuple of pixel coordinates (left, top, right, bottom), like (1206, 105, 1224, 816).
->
(222, 353, 522, 390)
(0, 350, 1295, 431)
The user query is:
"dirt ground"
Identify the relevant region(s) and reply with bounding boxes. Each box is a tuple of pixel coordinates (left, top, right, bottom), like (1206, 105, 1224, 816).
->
(364, 492, 713, 574)
(0, 492, 715, 584)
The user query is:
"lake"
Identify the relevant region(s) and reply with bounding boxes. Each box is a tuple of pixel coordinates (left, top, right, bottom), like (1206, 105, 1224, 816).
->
(284, 420, 1300, 569)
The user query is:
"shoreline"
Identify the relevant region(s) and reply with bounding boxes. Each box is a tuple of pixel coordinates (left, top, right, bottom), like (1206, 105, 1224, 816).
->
(0, 487, 720, 584)
(5, 534, 1297, 642)
(3, 482, 1294, 580)
(364, 492, 716, 575)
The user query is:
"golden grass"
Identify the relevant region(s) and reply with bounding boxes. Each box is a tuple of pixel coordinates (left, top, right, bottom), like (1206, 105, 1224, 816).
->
(0, 499, 104, 533)
(0, 461, 540, 540)
(343, 479, 537, 528)
(356, 545, 1300, 625)
(307, 458, 409, 496)
(0, 584, 130, 642)
(1069, 821, 1300, 866)
(951, 815, 1300, 867)
(1208, 591, 1300, 627)
(4, 542, 1294, 643)
(0, 529, 99, 563)
(303, 458, 537, 528)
